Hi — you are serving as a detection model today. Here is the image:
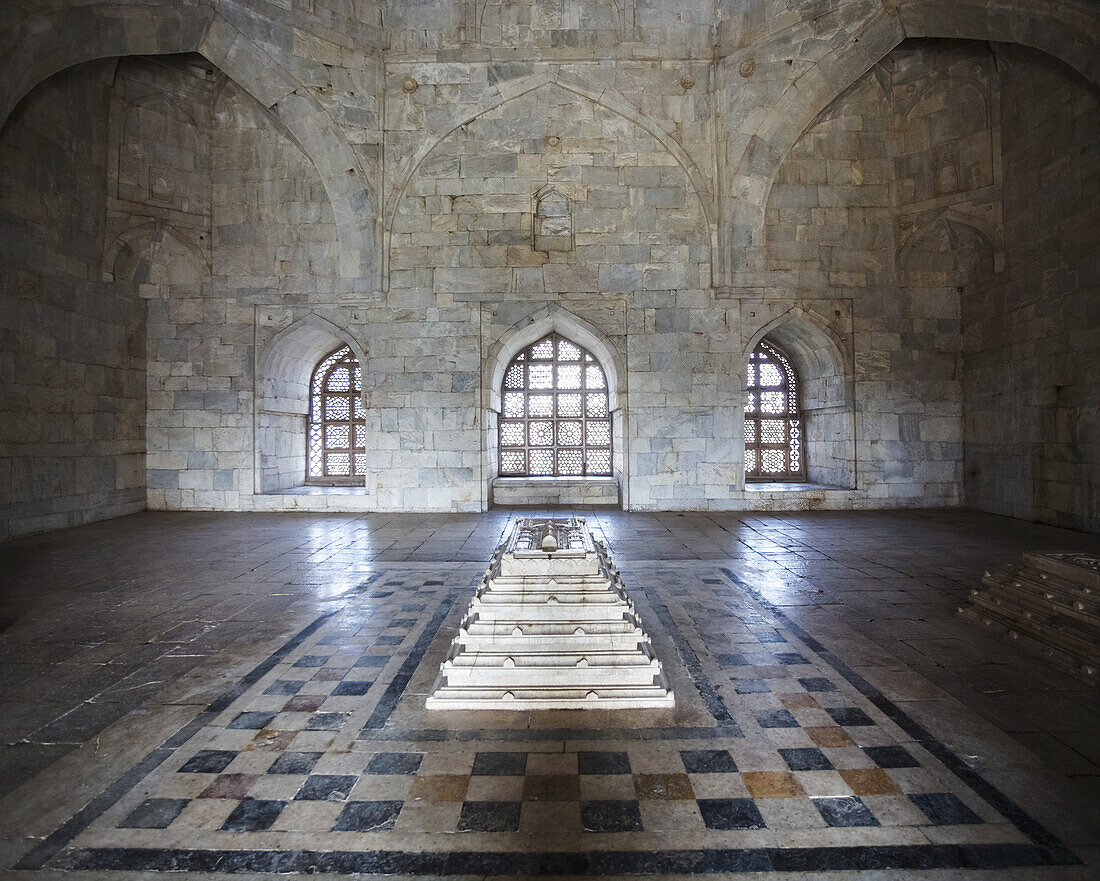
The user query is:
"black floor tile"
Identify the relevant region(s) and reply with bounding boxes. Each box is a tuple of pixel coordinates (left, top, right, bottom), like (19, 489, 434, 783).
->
(331, 680, 373, 696)
(472, 751, 527, 776)
(798, 677, 838, 692)
(578, 751, 631, 775)
(863, 745, 920, 768)
(755, 708, 800, 728)
(332, 800, 403, 831)
(354, 655, 388, 667)
(697, 798, 767, 830)
(227, 711, 276, 730)
(118, 798, 189, 829)
(220, 798, 285, 832)
(263, 679, 305, 696)
(268, 752, 323, 775)
(292, 655, 330, 668)
(814, 796, 880, 827)
(457, 800, 521, 832)
(680, 749, 738, 773)
(365, 752, 423, 775)
(909, 792, 984, 825)
(295, 775, 357, 801)
(178, 750, 238, 774)
(306, 712, 349, 730)
(825, 707, 875, 726)
(779, 748, 834, 771)
(580, 799, 644, 833)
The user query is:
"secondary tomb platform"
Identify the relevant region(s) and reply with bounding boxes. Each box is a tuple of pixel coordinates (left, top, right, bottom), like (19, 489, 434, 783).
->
(426, 517, 675, 710)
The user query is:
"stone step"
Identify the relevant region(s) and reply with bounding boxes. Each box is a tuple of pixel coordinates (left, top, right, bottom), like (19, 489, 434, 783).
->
(959, 552, 1100, 685)
(444, 648, 660, 668)
(979, 571, 1099, 626)
(437, 664, 665, 689)
(425, 682, 675, 711)
(967, 594, 1100, 664)
(957, 606, 1096, 682)
(461, 621, 643, 639)
(1023, 552, 1100, 591)
(463, 602, 636, 622)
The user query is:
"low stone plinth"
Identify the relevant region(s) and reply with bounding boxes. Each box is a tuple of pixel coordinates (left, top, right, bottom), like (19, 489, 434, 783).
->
(426, 517, 674, 710)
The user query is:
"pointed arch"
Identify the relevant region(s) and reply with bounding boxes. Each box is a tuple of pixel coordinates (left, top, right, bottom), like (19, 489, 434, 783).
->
(741, 307, 855, 489)
(744, 306, 852, 390)
(384, 71, 716, 290)
(257, 313, 367, 414)
(486, 304, 624, 413)
(255, 313, 368, 493)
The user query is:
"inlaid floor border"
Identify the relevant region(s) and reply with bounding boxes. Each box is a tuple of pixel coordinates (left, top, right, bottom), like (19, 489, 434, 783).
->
(10, 562, 1083, 875)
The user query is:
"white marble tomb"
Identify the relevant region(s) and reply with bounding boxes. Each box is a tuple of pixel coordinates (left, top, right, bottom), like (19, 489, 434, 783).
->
(426, 517, 675, 710)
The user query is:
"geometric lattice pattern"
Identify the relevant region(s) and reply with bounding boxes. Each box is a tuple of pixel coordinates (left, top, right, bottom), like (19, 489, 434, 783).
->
(307, 345, 366, 482)
(745, 339, 805, 481)
(499, 334, 612, 476)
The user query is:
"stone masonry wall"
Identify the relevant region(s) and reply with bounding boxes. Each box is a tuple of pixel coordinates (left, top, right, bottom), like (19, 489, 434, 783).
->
(0, 62, 146, 541)
(963, 47, 1100, 532)
(1, 1, 1098, 532)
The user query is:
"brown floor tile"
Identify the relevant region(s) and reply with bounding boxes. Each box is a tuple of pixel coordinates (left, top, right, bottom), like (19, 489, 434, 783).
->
(741, 771, 807, 799)
(805, 726, 856, 748)
(197, 773, 259, 799)
(781, 693, 821, 710)
(839, 768, 902, 795)
(408, 774, 471, 802)
(283, 695, 325, 712)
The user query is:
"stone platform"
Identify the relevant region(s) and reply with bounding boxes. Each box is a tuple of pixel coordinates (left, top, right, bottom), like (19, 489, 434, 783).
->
(426, 518, 674, 709)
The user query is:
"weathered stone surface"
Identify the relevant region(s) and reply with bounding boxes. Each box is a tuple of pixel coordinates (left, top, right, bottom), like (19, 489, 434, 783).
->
(0, 1, 1096, 535)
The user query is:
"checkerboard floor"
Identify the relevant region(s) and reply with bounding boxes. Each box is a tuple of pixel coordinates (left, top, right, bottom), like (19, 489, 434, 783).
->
(19, 562, 1081, 874)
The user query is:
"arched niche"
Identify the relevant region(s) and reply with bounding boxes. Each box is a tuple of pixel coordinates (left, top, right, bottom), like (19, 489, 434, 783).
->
(484, 304, 626, 507)
(254, 313, 367, 493)
(106, 223, 210, 298)
(743, 310, 855, 489)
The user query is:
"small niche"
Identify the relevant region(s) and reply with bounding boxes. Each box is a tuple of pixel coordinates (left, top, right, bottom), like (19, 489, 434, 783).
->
(533, 186, 573, 252)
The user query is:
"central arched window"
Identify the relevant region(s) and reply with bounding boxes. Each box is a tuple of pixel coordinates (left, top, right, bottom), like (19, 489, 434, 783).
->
(307, 345, 365, 482)
(498, 333, 612, 477)
(745, 339, 805, 481)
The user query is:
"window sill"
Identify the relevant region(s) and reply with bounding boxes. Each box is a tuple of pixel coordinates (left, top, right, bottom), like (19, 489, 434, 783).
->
(744, 482, 846, 492)
(266, 485, 368, 495)
(491, 476, 619, 507)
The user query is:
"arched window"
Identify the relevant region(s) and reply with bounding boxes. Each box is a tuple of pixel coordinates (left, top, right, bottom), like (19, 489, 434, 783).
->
(307, 345, 365, 482)
(498, 333, 612, 477)
(745, 339, 805, 481)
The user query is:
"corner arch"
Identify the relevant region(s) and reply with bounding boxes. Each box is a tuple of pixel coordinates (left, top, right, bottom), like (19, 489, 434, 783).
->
(0, 3, 377, 285)
(105, 222, 210, 295)
(725, 0, 1100, 271)
(384, 71, 717, 290)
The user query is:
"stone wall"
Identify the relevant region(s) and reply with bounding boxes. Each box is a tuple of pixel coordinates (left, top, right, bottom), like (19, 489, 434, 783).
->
(1, 1, 1098, 533)
(0, 62, 146, 541)
(963, 47, 1100, 533)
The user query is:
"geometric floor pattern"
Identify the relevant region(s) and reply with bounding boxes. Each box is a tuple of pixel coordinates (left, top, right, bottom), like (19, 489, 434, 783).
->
(14, 561, 1080, 874)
